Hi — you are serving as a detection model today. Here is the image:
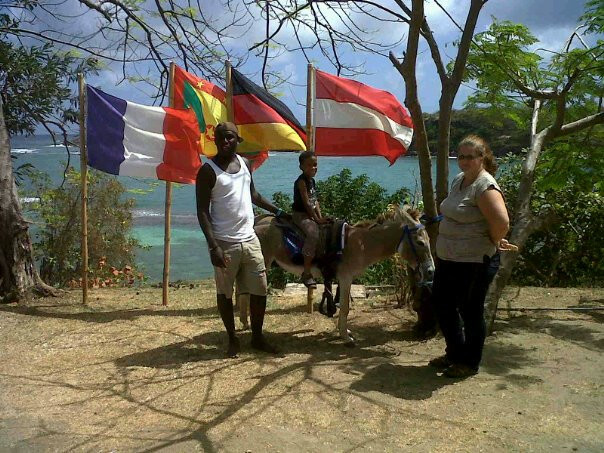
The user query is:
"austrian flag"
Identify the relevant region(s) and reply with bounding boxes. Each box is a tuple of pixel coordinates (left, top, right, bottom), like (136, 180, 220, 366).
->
(86, 86, 202, 184)
(314, 70, 413, 164)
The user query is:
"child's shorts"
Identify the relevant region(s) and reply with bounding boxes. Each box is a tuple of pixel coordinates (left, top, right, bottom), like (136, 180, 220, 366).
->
(292, 211, 319, 257)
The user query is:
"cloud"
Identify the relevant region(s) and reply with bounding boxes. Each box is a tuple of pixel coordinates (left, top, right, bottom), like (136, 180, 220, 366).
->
(17, 0, 593, 134)
(481, 0, 586, 32)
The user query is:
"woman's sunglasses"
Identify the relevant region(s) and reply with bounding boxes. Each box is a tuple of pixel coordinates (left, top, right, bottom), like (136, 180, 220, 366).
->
(457, 154, 481, 161)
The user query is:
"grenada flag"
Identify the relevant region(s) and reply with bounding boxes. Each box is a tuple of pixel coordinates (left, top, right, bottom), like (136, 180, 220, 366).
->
(173, 65, 268, 169)
(173, 65, 227, 158)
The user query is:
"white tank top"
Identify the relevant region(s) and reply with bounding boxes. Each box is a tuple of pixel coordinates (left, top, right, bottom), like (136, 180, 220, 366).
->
(206, 154, 256, 242)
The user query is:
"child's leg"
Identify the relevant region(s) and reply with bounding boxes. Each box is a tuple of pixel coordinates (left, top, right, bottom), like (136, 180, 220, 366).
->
(300, 218, 319, 264)
(303, 255, 313, 274)
(293, 213, 319, 285)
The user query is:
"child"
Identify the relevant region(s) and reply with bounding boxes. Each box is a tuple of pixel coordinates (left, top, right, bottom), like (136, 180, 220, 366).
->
(292, 151, 328, 288)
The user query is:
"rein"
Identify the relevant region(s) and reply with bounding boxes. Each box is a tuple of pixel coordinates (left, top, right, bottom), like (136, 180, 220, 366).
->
(420, 214, 444, 225)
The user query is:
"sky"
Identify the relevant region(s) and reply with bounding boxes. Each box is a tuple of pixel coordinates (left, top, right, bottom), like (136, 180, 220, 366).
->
(7, 0, 591, 126)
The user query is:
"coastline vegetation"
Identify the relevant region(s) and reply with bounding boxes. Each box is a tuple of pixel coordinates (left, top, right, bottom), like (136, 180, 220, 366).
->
(24, 168, 145, 288)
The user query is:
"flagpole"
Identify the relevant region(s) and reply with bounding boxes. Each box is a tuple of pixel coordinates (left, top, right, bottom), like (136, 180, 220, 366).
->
(78, 73, 89, 305)
(306, 64, 315, 153)
(305, 63, 315, 313)
(162, 63, 175, 306)
(225, 60, 234, 122)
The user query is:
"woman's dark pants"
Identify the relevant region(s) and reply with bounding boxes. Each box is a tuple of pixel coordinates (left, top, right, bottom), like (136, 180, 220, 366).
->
(431, 254, 499, 369)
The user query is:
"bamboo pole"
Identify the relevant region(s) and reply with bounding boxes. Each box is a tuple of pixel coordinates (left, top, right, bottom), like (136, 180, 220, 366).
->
(306, 63, 315, 153)
(225, 60, 234, 122)
(305, 63, 315, 313)
(78, 73, 89, 304)
(162, 63, 176, 306)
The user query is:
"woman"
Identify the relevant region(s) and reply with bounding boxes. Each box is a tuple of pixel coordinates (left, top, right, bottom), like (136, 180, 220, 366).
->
(429, 135, 516, 378)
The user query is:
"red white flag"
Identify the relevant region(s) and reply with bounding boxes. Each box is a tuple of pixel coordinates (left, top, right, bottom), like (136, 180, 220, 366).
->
(313, 70, 413, 164)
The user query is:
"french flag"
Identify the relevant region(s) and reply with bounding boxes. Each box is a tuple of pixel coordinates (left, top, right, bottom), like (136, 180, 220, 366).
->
(314, 70, 414, 164)
(86, 86, 202, 184)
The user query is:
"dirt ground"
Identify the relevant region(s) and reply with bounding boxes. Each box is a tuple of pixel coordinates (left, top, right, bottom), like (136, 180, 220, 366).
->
(0, 283, 602, 452)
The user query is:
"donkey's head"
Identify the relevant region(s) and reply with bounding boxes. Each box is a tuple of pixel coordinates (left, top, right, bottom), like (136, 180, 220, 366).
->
(387, 206, 435, 286)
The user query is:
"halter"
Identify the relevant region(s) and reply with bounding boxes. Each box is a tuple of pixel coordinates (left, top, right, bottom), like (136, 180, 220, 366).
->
(397, 214, 443, 257)
(396, 215, 443, 288)
(396, 223, 425, 258)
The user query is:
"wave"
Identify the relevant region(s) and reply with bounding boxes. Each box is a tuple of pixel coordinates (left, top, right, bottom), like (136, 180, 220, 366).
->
(133, 209, 163, 218)
(44, 143, 77, 148)
(11, 148, 39, 154)
(133, 210, 198, 226)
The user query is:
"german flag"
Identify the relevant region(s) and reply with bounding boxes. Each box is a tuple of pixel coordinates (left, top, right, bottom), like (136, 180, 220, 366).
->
(232, 69, 307, 152)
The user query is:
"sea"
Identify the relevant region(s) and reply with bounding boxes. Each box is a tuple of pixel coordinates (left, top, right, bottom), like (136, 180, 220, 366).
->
(10, 135, 460, 282)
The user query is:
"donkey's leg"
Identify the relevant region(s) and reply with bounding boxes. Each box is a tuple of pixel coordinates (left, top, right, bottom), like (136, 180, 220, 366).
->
(238, 293, 250, 330)
(337, 278, 355, 346)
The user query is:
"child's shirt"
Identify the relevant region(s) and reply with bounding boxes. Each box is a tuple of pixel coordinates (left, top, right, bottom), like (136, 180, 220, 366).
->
(293, 174, 317, 213)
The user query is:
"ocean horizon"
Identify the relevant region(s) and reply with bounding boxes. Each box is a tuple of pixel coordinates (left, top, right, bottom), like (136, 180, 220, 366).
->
(11, 135, 460, 282)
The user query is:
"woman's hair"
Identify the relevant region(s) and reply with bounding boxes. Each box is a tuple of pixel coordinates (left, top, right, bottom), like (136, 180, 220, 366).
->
(299, 150, 316, 165)
(458, 134, 497, 176)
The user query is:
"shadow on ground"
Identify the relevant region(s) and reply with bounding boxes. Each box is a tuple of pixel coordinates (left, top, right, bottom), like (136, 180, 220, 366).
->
(503, 316, 603, 352)
(0, 304, 218, 323)
(349, 363, 452, 400)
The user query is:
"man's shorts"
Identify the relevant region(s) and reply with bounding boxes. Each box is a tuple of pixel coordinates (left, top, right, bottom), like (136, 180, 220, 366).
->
(213, 236, 267, 298)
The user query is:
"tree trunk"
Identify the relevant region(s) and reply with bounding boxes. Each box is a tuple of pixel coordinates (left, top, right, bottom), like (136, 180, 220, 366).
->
(0, 98, 56, 302)
(483, 218, 532, 332)
(435, 89, 453, 207)
(390, 0, 439, 247)
(484, 122, 548, 332)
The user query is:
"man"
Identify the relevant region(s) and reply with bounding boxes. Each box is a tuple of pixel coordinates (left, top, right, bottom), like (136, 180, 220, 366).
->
(196, 122, 286, 357)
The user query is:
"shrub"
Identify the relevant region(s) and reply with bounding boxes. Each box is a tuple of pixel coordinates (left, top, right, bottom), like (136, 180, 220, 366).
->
(25, 168, 144, 287)
(498, 152, 604, 287)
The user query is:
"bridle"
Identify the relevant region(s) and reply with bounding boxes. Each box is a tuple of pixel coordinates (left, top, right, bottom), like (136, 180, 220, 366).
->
(397, 223, 425, 258)
(396, 214, 442, 258)
(397, 214, 443, 287)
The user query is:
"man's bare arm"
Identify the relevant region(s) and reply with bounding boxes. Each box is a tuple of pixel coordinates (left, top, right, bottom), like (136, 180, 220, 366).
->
(196, 164, 228, 267)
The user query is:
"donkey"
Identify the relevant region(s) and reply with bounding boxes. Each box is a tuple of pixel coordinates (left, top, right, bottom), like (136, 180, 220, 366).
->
(253, 206, 435, 346)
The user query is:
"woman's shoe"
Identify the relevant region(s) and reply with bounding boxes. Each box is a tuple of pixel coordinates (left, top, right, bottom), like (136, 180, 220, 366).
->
(301, 272, 317, 288)
(428, 355, 452, 369)
(443, 363, 478, 378)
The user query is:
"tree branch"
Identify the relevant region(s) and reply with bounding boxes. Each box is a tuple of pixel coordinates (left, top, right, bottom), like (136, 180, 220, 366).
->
(449, 0, 484, 96)
(555, 112, 604, 138)
(77, 0, 113, 21)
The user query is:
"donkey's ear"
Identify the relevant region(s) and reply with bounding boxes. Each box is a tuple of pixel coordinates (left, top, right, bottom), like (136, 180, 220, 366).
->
(406, 208, 421, 221)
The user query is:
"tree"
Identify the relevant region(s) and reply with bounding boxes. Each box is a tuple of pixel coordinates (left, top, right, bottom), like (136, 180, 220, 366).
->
(0, 36, 97, 300)
(497, 150, 604, 288)
(1, 0, 263, 102)
(247, 0, 489, 246)
(1, 0, 244, 301)
(0, 94, 56, 301)
(460, 2, 604, 330)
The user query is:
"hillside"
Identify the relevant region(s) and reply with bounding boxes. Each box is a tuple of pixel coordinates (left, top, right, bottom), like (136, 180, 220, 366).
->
(408, 108, 530, 156)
